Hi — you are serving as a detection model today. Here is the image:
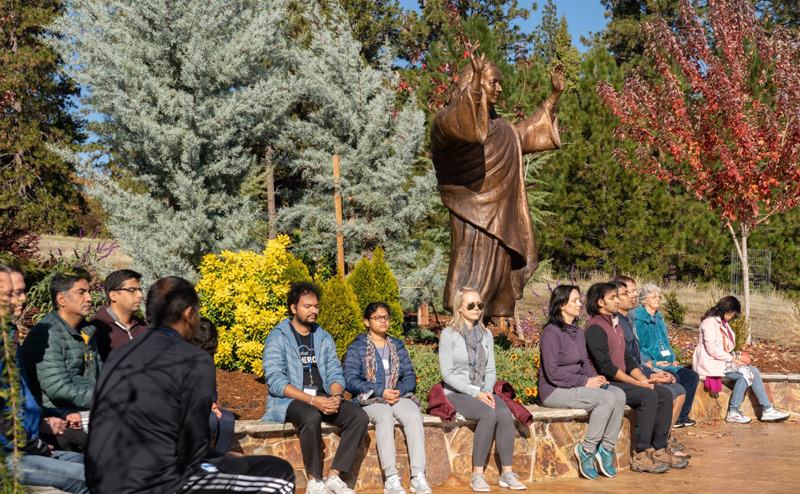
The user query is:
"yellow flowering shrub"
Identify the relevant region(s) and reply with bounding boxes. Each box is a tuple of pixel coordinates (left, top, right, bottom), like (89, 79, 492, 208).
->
(196, 235, 311, 374)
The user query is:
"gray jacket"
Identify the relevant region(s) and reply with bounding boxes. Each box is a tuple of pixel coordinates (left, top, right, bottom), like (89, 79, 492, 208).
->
(438, 326, 496, 397)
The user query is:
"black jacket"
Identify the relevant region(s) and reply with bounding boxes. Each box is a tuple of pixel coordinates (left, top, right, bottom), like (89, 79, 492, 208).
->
(85, 326, 216, 494)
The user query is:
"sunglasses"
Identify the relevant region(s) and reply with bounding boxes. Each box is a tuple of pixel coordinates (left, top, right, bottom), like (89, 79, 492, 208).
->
(466, 302, 484, 310)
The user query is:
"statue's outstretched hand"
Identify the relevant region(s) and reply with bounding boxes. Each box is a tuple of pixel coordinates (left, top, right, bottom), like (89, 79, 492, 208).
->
(466, 40, 485, 94)
(551, 63, 565, 94)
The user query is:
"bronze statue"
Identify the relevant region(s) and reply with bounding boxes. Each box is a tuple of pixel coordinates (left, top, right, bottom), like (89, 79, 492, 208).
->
(431, 44, 564, 317)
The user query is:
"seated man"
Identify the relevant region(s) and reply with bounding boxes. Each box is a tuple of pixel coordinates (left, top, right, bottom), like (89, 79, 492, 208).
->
(86, 276, 294, 493)
(91, 269, 147, 361)
(21, 269, 100, 436)
(583, 282, 686, 473)
(0, 265, 88, 494)
(263, 282, 369, 494)
(10, 266, 86, 453)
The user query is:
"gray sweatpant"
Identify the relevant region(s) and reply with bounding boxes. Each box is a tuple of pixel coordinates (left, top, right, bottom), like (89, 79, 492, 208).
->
(541, 385, 626, 453)
(362, 398, 426, 478)
(447, 393, 514, 468)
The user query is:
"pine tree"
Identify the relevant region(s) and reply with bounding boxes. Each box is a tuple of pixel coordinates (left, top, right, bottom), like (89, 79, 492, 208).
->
(46, 0, 298, 282)
(0, 0, 85, 234)
(347, 248, 404, 336)
(276, 3, 441, 304)
(318, 274, 364, 358)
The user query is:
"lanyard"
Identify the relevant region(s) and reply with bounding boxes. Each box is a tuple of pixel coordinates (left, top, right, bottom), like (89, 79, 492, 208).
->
(290, 323, 315, 386)
(463, 326, 479, 371)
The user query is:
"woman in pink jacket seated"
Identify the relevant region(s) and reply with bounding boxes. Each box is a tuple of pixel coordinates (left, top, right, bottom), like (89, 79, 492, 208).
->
(693, 296, 789, 423)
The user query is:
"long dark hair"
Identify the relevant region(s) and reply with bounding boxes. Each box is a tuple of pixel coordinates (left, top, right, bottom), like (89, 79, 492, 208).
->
(701, 295, 741, 323)
(585, 282, 617, 317)
(546, 284, 581, 330)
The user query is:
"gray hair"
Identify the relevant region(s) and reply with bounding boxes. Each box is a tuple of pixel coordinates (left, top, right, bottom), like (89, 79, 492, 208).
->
(0, 264, 10, 274)
(639, 283, 661, 306)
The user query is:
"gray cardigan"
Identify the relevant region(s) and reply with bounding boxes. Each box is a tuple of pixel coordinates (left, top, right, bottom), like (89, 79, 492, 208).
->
(438, 325, 496, 397)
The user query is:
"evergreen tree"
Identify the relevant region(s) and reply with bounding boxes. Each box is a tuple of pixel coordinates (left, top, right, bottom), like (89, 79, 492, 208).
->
(0, 0, 85, 234)
(46, 0, 297, 282)
(347, 248, 404, 336)
(537, 42, 729, 280)
(276, 4, 441, 305)
(329, 0, 406, 65)
(600, 0, 683, 70)
(532, 0, 581, 89)
(318, 273, 364, 358)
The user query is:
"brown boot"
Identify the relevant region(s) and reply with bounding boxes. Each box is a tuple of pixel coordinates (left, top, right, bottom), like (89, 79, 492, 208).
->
(630, 449, 669, 473)
(653, 448, 689, 469)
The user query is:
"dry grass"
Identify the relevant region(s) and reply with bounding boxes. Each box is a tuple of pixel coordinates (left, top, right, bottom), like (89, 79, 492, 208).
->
(37, 234, 132, 274)
(521, 267, 800, 346)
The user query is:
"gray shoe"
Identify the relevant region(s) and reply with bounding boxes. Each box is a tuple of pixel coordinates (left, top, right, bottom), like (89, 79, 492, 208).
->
(306, 479, 328, 494)
(498, 472, 526, 490)
(410, 474, 433, 494)
(384, 474, 406, 494)
(324, 475, 355, 494)
(470, 474, 490, 492)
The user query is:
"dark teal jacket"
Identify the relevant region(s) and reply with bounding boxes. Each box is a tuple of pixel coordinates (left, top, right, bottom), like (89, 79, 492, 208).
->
(20, 310, 102, 413)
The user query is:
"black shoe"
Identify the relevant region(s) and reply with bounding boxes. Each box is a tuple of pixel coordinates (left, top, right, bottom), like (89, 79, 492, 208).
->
(673, 420, 686, 429)
(681, 418, 696, 427)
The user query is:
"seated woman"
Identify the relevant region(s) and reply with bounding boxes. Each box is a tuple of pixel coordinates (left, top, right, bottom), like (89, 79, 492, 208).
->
(634, 284, 699, 428)
(539, 285, 626, 480)
(192, 318, 235, 454)
(693, 296, 789, 423)
(438, 287, 526, 492)
(343, 302, 432, 494)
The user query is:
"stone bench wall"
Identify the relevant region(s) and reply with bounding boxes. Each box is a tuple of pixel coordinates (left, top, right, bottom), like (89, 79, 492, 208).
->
(689, 373, 800, 420)
(233, 407, 634, 489)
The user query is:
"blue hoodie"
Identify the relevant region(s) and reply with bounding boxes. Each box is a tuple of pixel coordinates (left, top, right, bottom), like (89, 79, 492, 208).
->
(261, 318, 345, 423)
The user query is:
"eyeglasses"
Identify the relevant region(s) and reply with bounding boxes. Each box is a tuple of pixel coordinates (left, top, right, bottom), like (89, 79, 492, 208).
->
(466, 302, 484, 310)
(370, 315, 390, 322)
(114, 287, 143, 294)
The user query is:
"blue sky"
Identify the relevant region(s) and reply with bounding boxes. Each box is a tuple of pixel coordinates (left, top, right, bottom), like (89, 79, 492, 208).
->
(398, 0, 609, 51)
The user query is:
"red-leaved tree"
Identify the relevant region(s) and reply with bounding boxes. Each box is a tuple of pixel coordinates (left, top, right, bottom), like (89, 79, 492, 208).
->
(598, 0, 800, 341)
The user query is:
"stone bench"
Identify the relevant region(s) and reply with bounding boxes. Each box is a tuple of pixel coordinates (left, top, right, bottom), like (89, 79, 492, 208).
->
(232, 405, 636, 489)
(690, 373, 800, 420)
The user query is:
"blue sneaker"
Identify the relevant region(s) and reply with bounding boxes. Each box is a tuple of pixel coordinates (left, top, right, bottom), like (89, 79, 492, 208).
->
(594, 444, 617, 478)
(574, 443, 598, 480)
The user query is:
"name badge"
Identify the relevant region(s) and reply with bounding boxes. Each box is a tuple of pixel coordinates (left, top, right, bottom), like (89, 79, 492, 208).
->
(382, 359, 390, 370)
(661, 349, 671, 357)
(304, 386, 318, 396)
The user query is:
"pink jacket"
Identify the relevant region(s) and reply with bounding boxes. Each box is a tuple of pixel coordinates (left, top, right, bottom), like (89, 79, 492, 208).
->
(692, 316, 735, 379)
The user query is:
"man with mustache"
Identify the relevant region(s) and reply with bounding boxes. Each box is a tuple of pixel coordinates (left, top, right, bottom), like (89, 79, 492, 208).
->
(21, 269, 101, 435)
(91, 269, 147, 361)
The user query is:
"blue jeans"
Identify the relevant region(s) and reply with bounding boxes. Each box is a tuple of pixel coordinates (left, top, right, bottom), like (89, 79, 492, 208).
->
(726, 365, 772, 412)
(5, 450, 88, 494)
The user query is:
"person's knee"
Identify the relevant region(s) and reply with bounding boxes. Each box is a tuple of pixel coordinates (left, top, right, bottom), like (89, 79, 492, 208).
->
(750, 365, 761, 377)
(371, 405, 394, 426)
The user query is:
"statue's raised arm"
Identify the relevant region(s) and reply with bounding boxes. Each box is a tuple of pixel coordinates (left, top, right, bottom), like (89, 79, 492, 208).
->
(516, 63, 565, 153)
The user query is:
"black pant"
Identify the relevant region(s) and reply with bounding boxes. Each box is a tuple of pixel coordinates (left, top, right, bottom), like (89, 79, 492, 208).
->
(669, 367, 700, 421)
(285, 396, 369, 478)
(179, 455, 295, 493)
(41, 427, 87, 453)
(610, 382, 672, 452)
(209, 407, 235, 454)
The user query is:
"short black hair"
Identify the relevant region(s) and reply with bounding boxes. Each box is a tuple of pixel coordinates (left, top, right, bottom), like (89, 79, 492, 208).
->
(545, 284, 581, 330)
(50, 268, 91, 307)
(145, 277, 199, 326)
(104, 269, 142, 301)
(191, 317, 219, 356)
(363, 301, 391, 320)
(287, 281, 321, 315)
(585, 282, 618, 317)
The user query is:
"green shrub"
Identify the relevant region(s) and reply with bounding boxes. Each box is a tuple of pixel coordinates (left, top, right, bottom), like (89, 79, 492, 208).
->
(318, 273, 363, 358)
(406, 344, 440, 410)
(346, 247, 403, 336)
(730, 316, 750, 351)
(662, 291, 687, 327)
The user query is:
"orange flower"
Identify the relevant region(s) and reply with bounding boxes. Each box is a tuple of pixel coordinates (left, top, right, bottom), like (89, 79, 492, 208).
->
(524, 368, 531, 374)
(510, 354, 518, 360)
(416, 376, 419, 382)
(524, 387, 533, 397)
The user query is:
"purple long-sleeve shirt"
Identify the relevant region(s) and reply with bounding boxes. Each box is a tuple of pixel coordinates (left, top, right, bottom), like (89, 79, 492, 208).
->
(538, 322, 597, 401)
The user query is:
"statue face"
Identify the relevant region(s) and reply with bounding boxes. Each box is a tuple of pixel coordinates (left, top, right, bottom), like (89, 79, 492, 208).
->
(481, 64, 503, 105)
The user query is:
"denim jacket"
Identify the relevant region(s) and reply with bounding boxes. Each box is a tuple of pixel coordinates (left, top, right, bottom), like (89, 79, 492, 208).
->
(261, 318, 345, 423)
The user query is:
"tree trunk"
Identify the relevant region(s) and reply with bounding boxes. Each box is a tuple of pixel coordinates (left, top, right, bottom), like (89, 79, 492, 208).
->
(417, 302, 429, 327)
(265, 146, 276, 240)
(728, 223, 751, 344)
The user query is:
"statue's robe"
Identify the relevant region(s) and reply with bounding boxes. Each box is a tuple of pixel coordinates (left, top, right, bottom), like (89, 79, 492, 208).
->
(431, 86, 560, 316)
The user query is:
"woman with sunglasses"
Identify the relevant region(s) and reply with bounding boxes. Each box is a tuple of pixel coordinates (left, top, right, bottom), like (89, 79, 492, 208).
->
(693, 296, 789, 423)
(438, 287, 526, 492)
(343, 302, 432, 494)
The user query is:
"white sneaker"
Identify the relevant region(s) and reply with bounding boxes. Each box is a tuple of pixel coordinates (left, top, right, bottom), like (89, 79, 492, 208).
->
(760, 407, 790, 422)
(384, 474, 406, 494)
(306, 479, 328, 494)
(726, 409, 752, 424)
(324, 475, 355, 494)
(410, 474, 432, 494)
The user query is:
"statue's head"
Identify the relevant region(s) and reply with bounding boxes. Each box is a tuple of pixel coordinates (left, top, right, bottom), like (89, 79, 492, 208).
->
(450, 60, 503, 106)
